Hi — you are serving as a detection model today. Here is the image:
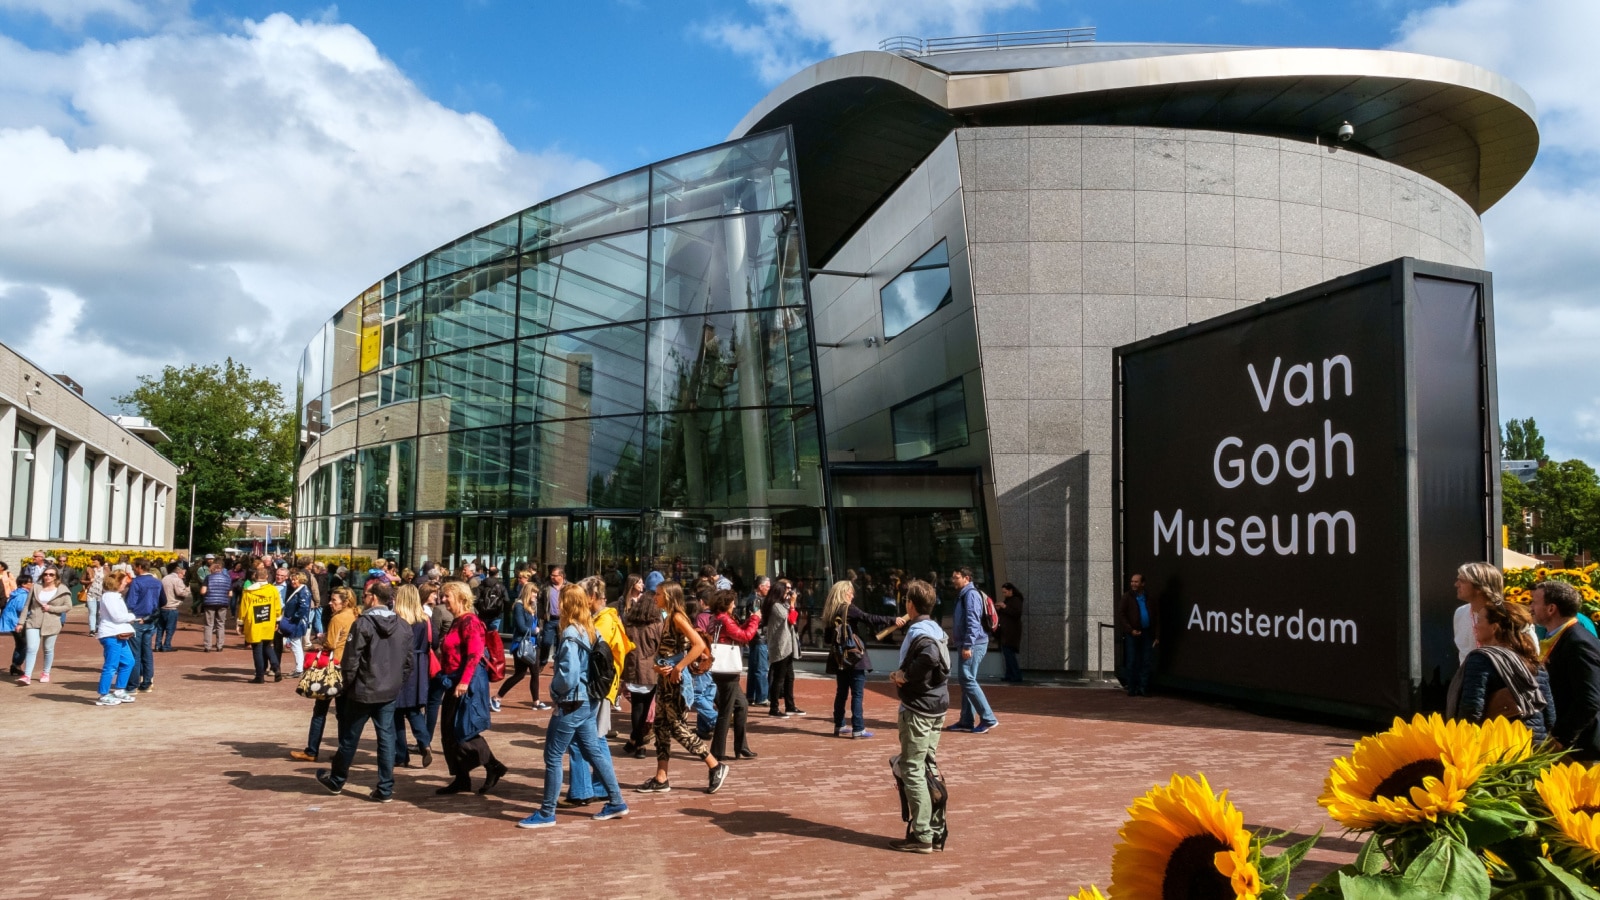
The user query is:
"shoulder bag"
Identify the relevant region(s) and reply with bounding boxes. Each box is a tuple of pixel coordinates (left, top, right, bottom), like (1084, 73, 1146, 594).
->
(708, 622, 743, 675)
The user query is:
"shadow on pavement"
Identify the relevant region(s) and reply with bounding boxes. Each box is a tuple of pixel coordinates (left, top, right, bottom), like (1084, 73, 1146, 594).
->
(681, 807, 889, 849)
(221, 740, 295, 760)
(29, 692, 98, 705)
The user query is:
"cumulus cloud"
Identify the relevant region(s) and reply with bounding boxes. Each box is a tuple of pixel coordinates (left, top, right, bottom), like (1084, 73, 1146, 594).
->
(1392, 0, 1600, 464)
(702, 0, 1035, 83)
(0, 13, 605, 408)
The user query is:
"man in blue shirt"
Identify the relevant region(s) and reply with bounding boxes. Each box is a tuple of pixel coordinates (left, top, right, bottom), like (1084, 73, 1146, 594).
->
(1118, 573, 1161, 697)
(946, 567, 998, 734)
(124, 558, 165, 693)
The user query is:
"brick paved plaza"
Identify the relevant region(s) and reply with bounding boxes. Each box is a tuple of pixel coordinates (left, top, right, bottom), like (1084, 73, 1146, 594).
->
(8, 613, 1364, 898)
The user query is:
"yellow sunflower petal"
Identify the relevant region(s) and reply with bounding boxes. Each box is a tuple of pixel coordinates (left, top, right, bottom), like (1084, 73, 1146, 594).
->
(1112, 774, 1255, 899)
(1068, 888, 1108, 900)
(1537, 762, 1600, 867)
(1319, 714, 1487, 829)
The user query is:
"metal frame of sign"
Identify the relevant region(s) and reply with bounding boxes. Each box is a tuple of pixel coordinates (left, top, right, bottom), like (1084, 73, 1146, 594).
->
(1111, 258, 1499, 722)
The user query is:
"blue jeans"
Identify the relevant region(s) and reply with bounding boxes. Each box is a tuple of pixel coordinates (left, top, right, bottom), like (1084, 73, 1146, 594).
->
(691, 671, 718, 735)
(329, 698, 397, 796)
(86, 599, 99, 633)
(565, 703, 608, 800)
(128, 620, 157, 688)
(305, 695, 338, 756)
(745, 641, 769, 704)
(97, 636, 134, 695)
(956, 641, 997, 728)
(541, 698, 621, 815)
(21, 629, 58, 678)
(393, 706, 430, 765)
(157, 609, 179, 650)
(1124, 633, 1156, 695)
(833, 669, 867, 731)
(1001, 645, 1022, 682)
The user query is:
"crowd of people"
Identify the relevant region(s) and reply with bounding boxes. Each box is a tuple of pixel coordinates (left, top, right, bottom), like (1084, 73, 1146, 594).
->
(4, 549, 977, 850)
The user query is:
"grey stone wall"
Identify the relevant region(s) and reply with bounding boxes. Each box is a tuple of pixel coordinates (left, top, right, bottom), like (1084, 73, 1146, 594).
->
(959, 124, 1485, 672)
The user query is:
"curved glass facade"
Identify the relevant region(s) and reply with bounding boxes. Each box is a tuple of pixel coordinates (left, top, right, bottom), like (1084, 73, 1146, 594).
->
(294, 130, 830, 591)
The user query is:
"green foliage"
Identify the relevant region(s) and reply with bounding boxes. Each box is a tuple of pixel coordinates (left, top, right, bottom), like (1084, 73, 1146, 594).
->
(1504, 471, 1534, 545)
(1504, 418, 1548, 463)
(1530, 460, 1600, 566)
(114, 359, 294, 554)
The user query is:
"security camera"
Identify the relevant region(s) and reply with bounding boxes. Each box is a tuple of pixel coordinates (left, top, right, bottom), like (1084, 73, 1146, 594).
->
(1337, 121, 1355, 142)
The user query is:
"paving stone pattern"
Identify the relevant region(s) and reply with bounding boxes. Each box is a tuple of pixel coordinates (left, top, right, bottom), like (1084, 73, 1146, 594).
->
(7, 613, 1362, 898)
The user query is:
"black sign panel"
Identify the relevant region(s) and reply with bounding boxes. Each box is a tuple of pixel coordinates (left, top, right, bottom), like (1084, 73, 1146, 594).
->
(1114, 260, 1494, 718)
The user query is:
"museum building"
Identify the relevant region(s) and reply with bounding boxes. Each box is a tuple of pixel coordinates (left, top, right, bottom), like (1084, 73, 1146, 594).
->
(293, 30, 1538, 672)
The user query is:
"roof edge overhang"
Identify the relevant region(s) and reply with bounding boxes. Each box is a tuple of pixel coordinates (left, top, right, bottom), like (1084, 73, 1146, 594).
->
(732, 47, 1539, 262)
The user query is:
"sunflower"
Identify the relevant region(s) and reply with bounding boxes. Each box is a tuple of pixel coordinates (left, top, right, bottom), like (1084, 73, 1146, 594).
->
(1319, 714, 1488, 829)
(1476, 716, 1535, 765)
(1068, 888, 1108, 900)
(1536, 762, 1600, 867)
(1111, 773, 1260, 900)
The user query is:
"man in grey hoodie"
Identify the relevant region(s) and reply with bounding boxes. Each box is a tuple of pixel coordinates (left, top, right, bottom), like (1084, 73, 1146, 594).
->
(317, 582, 412, 802)
(887, 579, 951, 854)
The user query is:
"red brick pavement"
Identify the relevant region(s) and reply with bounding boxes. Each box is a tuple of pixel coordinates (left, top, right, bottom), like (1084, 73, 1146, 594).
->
(6, 613, 1364, 898)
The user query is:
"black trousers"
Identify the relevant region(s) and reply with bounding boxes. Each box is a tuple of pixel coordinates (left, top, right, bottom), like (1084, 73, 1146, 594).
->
(497, 654, 539, 702)
(251, 640, 280, 678)
(626, 687, 655, 749)
(440, 690, 496, 779)
(768, 657, 796, 712)
(710, 673, 749, 760)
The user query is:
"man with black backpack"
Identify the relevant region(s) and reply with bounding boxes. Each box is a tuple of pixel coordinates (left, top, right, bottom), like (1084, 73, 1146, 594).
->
(475, 566, 509, 635)
(888, 578, 951, 853)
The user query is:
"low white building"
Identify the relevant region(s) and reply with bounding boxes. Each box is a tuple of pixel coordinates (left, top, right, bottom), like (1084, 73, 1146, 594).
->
(0, 341, 179, 561)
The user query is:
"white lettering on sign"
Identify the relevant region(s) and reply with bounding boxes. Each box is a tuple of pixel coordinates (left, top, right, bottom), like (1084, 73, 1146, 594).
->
(1154, 509, 1356, 557)
(1186, 604, 1358, 644)
(1212, 421, 1355, 491)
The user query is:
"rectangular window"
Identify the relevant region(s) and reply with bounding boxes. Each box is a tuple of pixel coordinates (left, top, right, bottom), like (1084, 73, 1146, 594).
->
(81, 453, 96, 542)
(891, 378, 969, 460)
(10, 426, 36, 536)
(49, 443, 67, 540)
(880, 241, 953, 340)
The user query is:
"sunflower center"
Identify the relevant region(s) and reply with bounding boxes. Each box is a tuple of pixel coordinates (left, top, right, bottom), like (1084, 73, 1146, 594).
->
(1369, 759, 1445, 802)
(1573, 805, 1600, 815)
(1162, 834, 1234, 900)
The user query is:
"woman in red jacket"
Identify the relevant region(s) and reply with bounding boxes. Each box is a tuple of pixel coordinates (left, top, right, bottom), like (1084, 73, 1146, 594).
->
(707, 589, 761, 762)
(436, 581, 507, 795)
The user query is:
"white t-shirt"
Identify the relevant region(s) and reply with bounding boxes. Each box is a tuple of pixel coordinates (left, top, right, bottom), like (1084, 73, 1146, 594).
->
(1453, 604, 1475, 663)
(96, 591, 136, 638)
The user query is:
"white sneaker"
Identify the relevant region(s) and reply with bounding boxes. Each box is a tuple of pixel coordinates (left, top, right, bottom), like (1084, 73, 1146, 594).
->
(96, 694, 122, 706)
(113, 690, 136, 703)
(490, 697, 502, 712)
(837, 726, 853, 737)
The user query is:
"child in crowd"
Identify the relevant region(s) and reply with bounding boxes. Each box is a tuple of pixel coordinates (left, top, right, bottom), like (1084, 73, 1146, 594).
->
(4, 574, 32, 675)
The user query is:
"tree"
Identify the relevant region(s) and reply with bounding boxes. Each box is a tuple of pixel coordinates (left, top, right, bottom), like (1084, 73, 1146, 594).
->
(115, 359, 295, 554)
(1529, 459, 1600, 567)
(1502, 417, 1547, 462)
(1502, 470, 1533, 548)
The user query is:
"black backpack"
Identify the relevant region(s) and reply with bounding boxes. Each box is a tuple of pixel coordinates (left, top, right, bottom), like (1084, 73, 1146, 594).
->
(830, 616, 866, 670)
(477, 578, 509, 622)
(584, 635, 616, 703)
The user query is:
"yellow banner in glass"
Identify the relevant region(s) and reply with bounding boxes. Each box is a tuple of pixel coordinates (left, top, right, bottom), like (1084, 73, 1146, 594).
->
(359, 323, 382, 373)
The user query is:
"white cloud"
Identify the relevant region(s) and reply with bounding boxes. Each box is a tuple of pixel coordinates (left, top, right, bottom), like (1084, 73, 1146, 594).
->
(0, 13, 605, 409)
(1392, 0, 1600, 465)
(0, 0, 189, 30)
(703, 0, 1035, 83)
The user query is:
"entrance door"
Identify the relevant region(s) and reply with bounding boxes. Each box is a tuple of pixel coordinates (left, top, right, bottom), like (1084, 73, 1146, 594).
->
(511, 516, 569, 578)
(566, 515, 642, 602)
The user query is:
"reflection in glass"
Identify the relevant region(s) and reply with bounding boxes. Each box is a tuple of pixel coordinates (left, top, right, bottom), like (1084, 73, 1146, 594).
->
(428, 214, 518, 280)
(646, 310, 811, 414)
(421, 344, 515, 432)
(426, 261, 517, 353)
(649, 212, 802, 318)
(516, 325, 645, 423)
(881, 241, 953, 340)
(521, 171, 649, 254)
(518, 231, 648, 337)
(651, 131, 793, 225)
(891, 377, 968, 460)
(514, 416, 644, 510)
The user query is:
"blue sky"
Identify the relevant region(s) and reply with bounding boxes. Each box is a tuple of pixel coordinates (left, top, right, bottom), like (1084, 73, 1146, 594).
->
(0, 0, 1595, 463)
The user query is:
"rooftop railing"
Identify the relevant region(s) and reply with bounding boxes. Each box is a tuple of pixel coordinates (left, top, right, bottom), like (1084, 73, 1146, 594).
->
(879, 27, 1097, 58)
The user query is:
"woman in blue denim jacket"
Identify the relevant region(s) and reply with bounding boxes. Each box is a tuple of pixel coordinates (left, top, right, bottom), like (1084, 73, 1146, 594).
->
(516, 583, 629, 830)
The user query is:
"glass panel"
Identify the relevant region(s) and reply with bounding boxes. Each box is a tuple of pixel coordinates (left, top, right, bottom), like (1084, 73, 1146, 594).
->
(644, 506, 824, 592)
(891, 378, 968, 460)
(427, 214, 517, 279)
(300, 324, 327, 439)
(49, 442, 67, 540)
(358, 444, 391, 515)
(420, 343, 516, 433)
(335, 454, 356, 516)
(379, 364, 418, 407)
(647, 407, 821, 510)
(649, 211, 802, 318)
(383, 286, 423, 367)
(646, 310, 812, 413)
(424, 260, 517, 353)
(651, 132, 793, 225)
(837, 504, 988, 639)
(412, 517, 457, 570)
(517, 231, 648, 337)
(446, 427, 515, 511)
(515, 324, 645, 423)
(328, 296, 365, 394)
(514, 416, 644, 510)
(10, 426, 36, 536)
(520, 170, 649, 253)
(593, 517, 641, 601)
(80, 453, 94, 542)
(881, 240, 953, 340)
(510, 516, 568, 574)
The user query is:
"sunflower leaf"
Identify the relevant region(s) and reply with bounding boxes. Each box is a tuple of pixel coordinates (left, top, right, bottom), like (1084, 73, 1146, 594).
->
(1261, 830, 1323, 884)
(1356, 834, 1387, 876)
(1534, 858, 1600, 900)
(1402, 835, 1491, 899)
(1461, 799, 1534, 848)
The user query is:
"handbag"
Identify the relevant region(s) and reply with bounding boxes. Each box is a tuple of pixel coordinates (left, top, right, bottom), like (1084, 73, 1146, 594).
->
(515, 635, 541, 666)
(295, 651, 344, 699)
(708, 624, 743, 675)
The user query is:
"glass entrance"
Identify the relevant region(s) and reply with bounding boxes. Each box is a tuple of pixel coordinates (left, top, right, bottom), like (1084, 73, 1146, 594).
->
(568, 515, 642, 602)
(511, 516, 569, 578)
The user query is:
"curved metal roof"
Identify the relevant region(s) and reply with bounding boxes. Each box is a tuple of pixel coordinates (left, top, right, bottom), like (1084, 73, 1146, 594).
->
(731, 47, 1539, 265)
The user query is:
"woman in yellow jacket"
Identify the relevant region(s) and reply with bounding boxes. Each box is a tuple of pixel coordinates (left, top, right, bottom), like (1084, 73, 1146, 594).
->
(238, 564, 283, 683)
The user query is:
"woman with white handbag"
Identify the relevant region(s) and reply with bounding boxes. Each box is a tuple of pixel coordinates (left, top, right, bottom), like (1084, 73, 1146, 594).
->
(706, 589, 761, 762)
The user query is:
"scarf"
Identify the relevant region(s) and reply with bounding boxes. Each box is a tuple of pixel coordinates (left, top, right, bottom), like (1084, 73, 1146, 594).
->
(1540, 618, 1578, 663)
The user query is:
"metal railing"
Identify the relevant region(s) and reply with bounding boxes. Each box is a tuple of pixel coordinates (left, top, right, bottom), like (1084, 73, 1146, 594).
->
(880, 27, 1097, 58)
